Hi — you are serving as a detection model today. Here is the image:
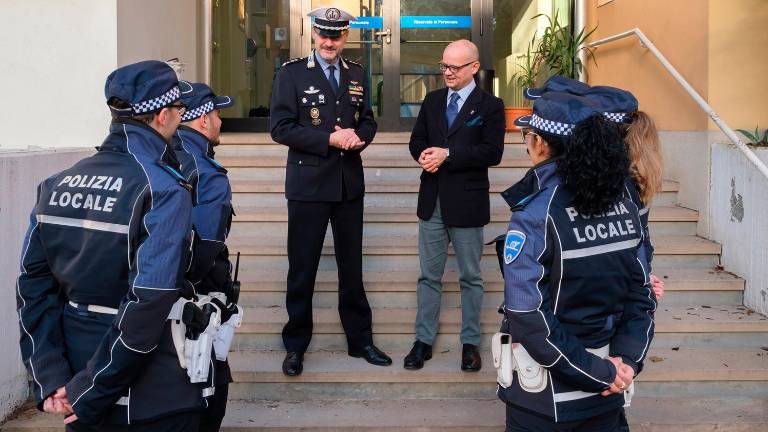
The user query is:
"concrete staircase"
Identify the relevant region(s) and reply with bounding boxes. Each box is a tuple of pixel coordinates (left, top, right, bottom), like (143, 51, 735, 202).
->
(5, 133, 767, 431)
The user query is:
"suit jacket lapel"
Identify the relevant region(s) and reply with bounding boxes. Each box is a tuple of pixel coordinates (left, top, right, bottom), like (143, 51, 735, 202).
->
(338, 58, 351, 99)
(446, 86, 483, 137)
(438, 87, 449, 137)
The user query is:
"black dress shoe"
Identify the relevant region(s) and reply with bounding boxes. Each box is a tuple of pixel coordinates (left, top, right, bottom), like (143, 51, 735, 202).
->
(461, 344, 482, 372)
(403, 340, 433, 370)
(282, 351, 304, 376)
(349, 344, 393, 366)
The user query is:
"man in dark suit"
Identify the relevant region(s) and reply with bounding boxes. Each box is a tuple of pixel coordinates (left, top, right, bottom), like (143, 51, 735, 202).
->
(270, 6, 392, 377)
(405, 39, 505, 372)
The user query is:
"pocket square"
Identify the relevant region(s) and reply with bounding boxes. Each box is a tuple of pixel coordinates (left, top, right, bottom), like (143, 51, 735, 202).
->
(464, 116, 484, 127)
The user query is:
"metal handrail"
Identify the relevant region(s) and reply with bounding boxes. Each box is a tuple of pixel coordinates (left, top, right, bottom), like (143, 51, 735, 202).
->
(587, 28, 768, 180)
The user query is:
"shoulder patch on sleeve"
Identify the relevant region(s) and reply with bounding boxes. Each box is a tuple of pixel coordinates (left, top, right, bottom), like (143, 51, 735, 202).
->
(504, 230, 527, 264)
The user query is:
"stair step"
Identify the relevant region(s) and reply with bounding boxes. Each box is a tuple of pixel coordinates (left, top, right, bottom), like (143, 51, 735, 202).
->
(236, 304, 768, 336)
(227, 347, 768, 384)
(237, 268, 744, 308)
(5, 397, 766, 431)
(232, 205, 697, 223)
(228, 234, 720, 256)
(230, 179, 680, 194)
(216, 143, 530, 166)
(219, 132, 524, 146)
(239, 268, 742, 292)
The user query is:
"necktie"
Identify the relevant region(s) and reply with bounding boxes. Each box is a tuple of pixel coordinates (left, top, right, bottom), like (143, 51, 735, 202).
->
(446, 92, 460, 128)
(327, 65, 339, 95)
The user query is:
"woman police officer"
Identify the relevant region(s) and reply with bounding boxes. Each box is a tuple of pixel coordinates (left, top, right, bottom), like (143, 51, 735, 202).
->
(495, 91, 656, 431)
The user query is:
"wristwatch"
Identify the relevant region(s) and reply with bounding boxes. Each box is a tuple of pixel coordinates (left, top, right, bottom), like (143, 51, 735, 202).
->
(444, 148, 451, 162)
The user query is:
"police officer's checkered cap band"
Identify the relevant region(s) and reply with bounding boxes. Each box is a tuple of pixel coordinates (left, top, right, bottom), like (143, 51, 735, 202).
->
(603, 112, 628, 123)
(182, 101, 215, 122)
(529, 113, 575, 136)
(131, 86, 180, 114)
(313, 22, 350, 31)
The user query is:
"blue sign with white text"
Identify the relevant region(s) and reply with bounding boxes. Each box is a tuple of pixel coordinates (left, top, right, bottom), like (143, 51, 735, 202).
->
(350, 17, 383, 29)
(400, 16, 472, 29)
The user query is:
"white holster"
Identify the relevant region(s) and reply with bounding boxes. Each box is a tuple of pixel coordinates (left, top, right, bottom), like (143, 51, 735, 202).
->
(492, 332, 548, 393)
(492, 333, 514, 388)
(212, 304, 243, 361)
(167, 296, 222, 383)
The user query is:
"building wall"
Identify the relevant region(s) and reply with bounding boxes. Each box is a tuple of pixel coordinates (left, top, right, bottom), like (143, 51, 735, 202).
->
(117, 0, 202, 82)
(0, 149, 94, 421)
(584, 0, 709, 132)
(710, 144, 768, 315)
(0, 1, 117, 150)
(707, 0, 768, 131)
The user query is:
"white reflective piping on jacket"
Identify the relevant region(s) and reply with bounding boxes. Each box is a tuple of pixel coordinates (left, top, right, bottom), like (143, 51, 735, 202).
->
(638, 206, 649, 216)
(561, 238, 641, 260)
(36, 214, 129, 234)
(552, 345, 610, 403)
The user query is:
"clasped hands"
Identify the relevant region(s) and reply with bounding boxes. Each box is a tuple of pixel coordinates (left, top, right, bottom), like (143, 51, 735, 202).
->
(418, 147, 449, 173)
(43, 386, 78, 424)
(602, 356, 635, 396)
(329, 125, 365, 150)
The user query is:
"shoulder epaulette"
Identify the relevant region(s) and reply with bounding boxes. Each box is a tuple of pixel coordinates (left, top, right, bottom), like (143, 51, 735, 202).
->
(343, 57, 364, 69)
(281, 57, 305, 67)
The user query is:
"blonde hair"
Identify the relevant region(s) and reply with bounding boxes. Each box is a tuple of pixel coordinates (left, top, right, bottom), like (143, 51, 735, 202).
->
(625, 111, 663, 204)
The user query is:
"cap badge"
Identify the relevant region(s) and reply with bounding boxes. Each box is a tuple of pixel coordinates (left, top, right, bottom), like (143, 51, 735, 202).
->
(325, 8, 341, 21)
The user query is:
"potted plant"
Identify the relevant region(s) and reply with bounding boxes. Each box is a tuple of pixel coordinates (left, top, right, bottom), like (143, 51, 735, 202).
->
(505, 37, 537, 131)
(504, 11, 597, 131)
(736, 126, 768, 147)
(533, 11, 597, 81)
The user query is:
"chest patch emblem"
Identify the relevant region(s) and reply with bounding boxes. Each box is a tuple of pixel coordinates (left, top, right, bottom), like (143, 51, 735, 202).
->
(504, 230, 526, 264)
(304, 86, 320, 94)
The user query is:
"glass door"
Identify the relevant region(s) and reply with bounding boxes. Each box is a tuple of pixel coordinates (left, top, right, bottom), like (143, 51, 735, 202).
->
(302, 0, 490, 130)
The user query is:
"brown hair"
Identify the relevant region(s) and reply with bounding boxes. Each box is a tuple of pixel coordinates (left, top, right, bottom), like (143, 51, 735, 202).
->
(625, 111, 663, 204)
(108, 97, 157, 125)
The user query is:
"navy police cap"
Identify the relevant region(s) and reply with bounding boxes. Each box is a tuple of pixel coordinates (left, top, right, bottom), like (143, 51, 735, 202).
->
(515, 92, 600, 136)
(179, 81, 235, 122)
(524, 75, 638, 124)
(105, 60, 180, 118)
(584, 86, 638, 124)
(308, 7, 356, 38)
(524, 76, 591, 100)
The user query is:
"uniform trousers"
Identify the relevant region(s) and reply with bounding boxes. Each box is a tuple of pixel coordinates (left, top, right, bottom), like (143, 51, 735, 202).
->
(415, 199, 485, 346)
(505, 403, 624, 432)
(65, 411, 200, 432)
(283, 194, 373, 353)
(200, 381, 228, 432)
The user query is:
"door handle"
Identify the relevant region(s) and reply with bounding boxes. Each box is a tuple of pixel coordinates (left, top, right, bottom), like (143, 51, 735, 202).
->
(373, 28, 391, 44)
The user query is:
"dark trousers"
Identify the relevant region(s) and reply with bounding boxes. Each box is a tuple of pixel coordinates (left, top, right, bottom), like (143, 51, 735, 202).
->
(66, 411, 200, 432)
(200, 383, 228, 432)
(505, 403, 625, 432)
(283, 196, 373, 353)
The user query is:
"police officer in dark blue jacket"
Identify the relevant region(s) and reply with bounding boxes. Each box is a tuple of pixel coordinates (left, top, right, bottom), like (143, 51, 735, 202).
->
(521, 77, 655, 267)
(270, 6, 391, 376)
(172, 80, 238, 432)
(494, 92, 656, 431)
(16, 60, 205, 431)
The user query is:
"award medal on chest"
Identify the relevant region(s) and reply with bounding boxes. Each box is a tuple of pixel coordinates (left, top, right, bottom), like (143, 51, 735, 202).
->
(310, 107, 321, 126)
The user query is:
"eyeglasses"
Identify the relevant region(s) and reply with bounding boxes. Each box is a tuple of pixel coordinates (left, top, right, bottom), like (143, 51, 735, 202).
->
(168, 103, 188, 115)
(438, 61, 477, 74)
(521, 128, 539, 142)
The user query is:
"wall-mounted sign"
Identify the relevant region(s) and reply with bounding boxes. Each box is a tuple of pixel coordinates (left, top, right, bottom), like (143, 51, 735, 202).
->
(350, 16, 384, 29)
(400, 16, 472, 29)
